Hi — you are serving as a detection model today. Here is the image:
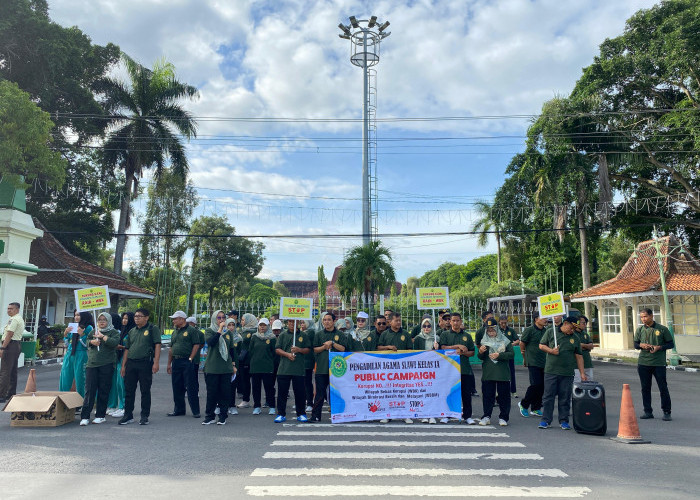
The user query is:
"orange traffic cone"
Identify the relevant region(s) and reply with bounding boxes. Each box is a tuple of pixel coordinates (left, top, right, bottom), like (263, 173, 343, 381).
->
(24, 368, 37, 393)
(611, 383, 650, 444)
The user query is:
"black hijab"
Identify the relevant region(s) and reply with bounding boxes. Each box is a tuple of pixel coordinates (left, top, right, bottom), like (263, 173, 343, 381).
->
(71, 311, 94, 356)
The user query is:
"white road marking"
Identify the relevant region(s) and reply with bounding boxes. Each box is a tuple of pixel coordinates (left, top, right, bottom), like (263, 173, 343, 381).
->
(250, 467, 568, 477)
(245, 485, 591, 497)
(277, 430, 508, 437)
(263, 452, 542, 460)
(271, 440, 524, 448)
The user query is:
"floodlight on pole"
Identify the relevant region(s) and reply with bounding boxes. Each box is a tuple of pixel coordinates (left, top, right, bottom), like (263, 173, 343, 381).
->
(338, 15, 390, 245)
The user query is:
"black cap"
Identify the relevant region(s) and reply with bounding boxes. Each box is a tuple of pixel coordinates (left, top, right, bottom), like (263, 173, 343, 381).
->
(562, 315, 578, 324)
(485, 318, 498, 328)
(227, 310, 239, 316)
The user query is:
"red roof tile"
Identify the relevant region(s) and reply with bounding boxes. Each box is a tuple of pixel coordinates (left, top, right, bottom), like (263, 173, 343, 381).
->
(571, 235, 700, 299)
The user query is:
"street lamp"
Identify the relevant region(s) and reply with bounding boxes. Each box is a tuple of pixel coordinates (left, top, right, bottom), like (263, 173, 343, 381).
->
(338, 15, 391, 245)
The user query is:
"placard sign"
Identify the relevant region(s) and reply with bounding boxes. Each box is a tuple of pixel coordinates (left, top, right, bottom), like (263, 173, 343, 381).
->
(416, 287, 449, 310)
(279, 297, 313, 320)
(74, 286, 110, 312)
(537, 291, 565, 318)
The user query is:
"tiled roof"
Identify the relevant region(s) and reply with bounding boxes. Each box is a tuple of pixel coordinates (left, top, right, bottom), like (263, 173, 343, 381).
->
(27, 219, 153, 298)
(571, 235, 700, 300)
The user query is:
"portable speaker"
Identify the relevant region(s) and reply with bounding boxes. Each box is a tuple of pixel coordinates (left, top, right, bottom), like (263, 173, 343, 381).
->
(572, 380, 606, 435)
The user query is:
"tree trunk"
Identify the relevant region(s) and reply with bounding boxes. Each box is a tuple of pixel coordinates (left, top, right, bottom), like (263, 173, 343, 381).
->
(577, 205, 592, 320)
(496, 231, 502, 284)
(113, 172, 134, 276)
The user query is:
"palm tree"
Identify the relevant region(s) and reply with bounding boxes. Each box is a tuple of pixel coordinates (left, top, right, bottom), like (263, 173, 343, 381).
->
(336, 241, 396, 321)
(472, 201, 503, 283)
(98, 54, 198, 275)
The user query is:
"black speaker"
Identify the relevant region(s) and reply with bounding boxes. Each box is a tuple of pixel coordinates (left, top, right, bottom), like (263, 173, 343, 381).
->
(572, 380, 606, 435)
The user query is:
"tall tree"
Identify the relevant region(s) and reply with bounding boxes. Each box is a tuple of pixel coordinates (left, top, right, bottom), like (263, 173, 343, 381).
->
(336, 241, 396, 320)
(317, 265, 328, 313)
(98, 54, 199, 275)
(471, 201, 504, 283)
(188, 215, 265, 306)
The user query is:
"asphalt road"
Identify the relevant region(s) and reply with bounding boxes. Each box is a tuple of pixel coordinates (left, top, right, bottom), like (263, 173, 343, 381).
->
(1, 354, 698, 499)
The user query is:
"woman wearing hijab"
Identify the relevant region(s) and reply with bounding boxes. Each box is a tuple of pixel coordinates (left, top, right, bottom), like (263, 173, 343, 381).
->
(226, 318, 243, 415)
(79, 313, 120, 425)
(349, 313, 378, 352)
(59, 310, 94, 396)
(477, 318, 514, 426)
(202, 310, 235, 425)
(414, 318, 440, 351)
(248, 318, 277, 415)
(108, 312, 135, 418)
(236, 313, 257, 409)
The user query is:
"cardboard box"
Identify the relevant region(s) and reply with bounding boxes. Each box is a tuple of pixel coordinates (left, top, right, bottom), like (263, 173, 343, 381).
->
(2, 391, 84, 427)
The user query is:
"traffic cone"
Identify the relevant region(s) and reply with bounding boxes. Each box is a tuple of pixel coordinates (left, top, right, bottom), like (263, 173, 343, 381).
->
(24, 368, 37, 393)
(611, 383, 650, 444)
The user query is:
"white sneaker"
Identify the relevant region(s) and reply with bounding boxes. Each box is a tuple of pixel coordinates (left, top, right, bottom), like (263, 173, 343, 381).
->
(268, 408, 276, 415)
(421, 418, 429, 423)
(499, 419, 508, 426)
(214, 407, 220, 415)
(228, 407, 238, 415)
(479, 417, 491, 426)
(79, 419, 89, 426)
(379, 419, 389, 424)
(252, 407, 262, 415)
(404, 418, 413, 424)
(106, 408, 115, 416)
(428, 418, 437, 424)
(439, 417, 449, 424)
(305, 405, 313, 413)
(466, 418, 477, 425)
(237, 401, 251, 408)
(111, 409, 124, 418)
(92, 417, 106, 424)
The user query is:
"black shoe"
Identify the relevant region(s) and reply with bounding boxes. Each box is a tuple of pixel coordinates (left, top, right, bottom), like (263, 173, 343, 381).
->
(202, 418, 216, 425)
(217, 419, 227, 425)
(118, 416, 134, 425)
(192, 414, 201, 418)
(640, 412, 654, 419)
(167, 412, 185, 417)
(139, 417, 149, 425)
(309, 417, 321, 423)
(662, 412, 672, 421)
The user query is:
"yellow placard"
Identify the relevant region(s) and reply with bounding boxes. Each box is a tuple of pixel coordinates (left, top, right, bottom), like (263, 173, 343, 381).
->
(416, 287, 450, 310)
(537, 292, 565, 318)
(74, 285, 111, 312)
(279, 297, 313, 320)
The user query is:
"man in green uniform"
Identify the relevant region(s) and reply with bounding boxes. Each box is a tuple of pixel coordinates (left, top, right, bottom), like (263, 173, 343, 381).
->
(167, 311, 203, 418)
(537, 315, 586, 430)
(440, 312, 476, 425)
(275, 320, 311, 423)
(574, 315, 594, 383)
(378, 312, 413, 351)
(634, 308, 673, 421)
(186, 316, 204, 402)
(302, 319, 315, 413)
(311, 312, 347, 422)
(518, 312, 548, 418)
(119, 308, 161, 426)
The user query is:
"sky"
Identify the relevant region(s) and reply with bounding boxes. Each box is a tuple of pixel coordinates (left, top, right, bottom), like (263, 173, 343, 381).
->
(49, 0, 659, 283)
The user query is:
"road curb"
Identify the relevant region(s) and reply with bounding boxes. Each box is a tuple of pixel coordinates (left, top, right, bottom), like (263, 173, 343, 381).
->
(592, 356, 698, 373)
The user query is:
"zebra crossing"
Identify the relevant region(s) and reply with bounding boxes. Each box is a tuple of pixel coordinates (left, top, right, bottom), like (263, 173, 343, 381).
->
(243, 422, 591, 498)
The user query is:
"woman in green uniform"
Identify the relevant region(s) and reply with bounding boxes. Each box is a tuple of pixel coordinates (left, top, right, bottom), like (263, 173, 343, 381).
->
(350, 314, 378, 352)
(302, 319, 315, 412)
(79, 313, 119, 425)
(478, 318, 514, 426)
(227, 318, 243, 415)
(274, 320, 311, 422)
(202, 310, 235, 425)
(249, 318, 277, 415)
(236, 313, 257, 408)
(413, 318, 439, 351)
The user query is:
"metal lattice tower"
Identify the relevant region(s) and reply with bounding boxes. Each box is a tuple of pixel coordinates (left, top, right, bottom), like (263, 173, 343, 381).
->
(339, 16, 390, 244)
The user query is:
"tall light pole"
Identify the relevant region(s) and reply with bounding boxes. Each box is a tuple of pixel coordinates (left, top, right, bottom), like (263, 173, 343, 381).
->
(339, 16, 390, 245)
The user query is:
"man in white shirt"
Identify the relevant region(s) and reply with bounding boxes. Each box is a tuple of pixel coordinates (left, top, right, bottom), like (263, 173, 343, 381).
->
(0, 302, 25, 402)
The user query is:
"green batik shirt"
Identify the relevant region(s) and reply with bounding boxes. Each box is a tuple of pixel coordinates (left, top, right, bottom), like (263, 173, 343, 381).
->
(378, 328, 413, 350)
(634, 322, 673, 367)
(314, 328, 348, 375)
(171, 325, 202, 358)
(86, 328, 119, 368)
(540, 327, 582, 376)
(124, 323, 162, 360)
(276, 330, 311, 376)
(576, 331, 593, 369)
(441, 329, 475, 375)
(249, 334, 277, 374)
(203, 329, 234, 374)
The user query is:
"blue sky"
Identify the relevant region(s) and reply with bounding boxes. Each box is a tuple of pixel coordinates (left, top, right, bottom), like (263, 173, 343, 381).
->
(50, 0, 658, 282)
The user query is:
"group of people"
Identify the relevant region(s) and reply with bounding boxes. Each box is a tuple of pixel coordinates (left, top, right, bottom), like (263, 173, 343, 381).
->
(1, 300, 673, 430)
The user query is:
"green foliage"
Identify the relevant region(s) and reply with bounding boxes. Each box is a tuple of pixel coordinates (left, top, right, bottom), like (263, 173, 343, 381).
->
(247, 283, 280, 304)
(419, 255, 496, 290)
(0, 81, 66, 188)
(336, 241, 396, 300)
(405, 276, 419, 295)
(318, 265, 328, 312)
(272, 281, 291, 297)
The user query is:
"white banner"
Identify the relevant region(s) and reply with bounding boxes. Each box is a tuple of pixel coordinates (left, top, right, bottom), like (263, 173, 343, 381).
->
(329, 350, 462, 423)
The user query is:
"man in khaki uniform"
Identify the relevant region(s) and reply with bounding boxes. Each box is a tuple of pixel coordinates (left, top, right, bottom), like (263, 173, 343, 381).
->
(0, 302, 25, 402)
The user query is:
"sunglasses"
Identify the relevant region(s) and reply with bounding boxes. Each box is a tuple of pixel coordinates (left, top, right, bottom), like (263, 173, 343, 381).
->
(216, 315, 226, 319)
(423, 325, 432, 328)
(357, 318, 366, 322)
(377, 322, 386, 326)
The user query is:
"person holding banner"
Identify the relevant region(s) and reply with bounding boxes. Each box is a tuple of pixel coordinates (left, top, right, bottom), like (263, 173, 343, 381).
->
(79, 313, 120, 426)
(311, 312, 347, 423)
(249, 318, 277, 415)
(119, 308, 161, 426)
(371, 315, 389, 338)
(518, 312, 548, 418)
(378, 312, 413, 352)
(537, 315, 586, 430)
(236, 313, 258, 409)
(440, 312, 477, 425)
(59, 310, 94, 397)
(274, 320, 311, 422)
(413, 318, 439, 351)
(477, 318, 514, 426)
(202, 311, 236, 425)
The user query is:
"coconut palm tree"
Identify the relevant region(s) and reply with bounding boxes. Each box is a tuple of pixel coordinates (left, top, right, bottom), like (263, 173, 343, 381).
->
(471, 201, 504, 283)
(97, 54, 198, 275)
(336, 241, 396, 321)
